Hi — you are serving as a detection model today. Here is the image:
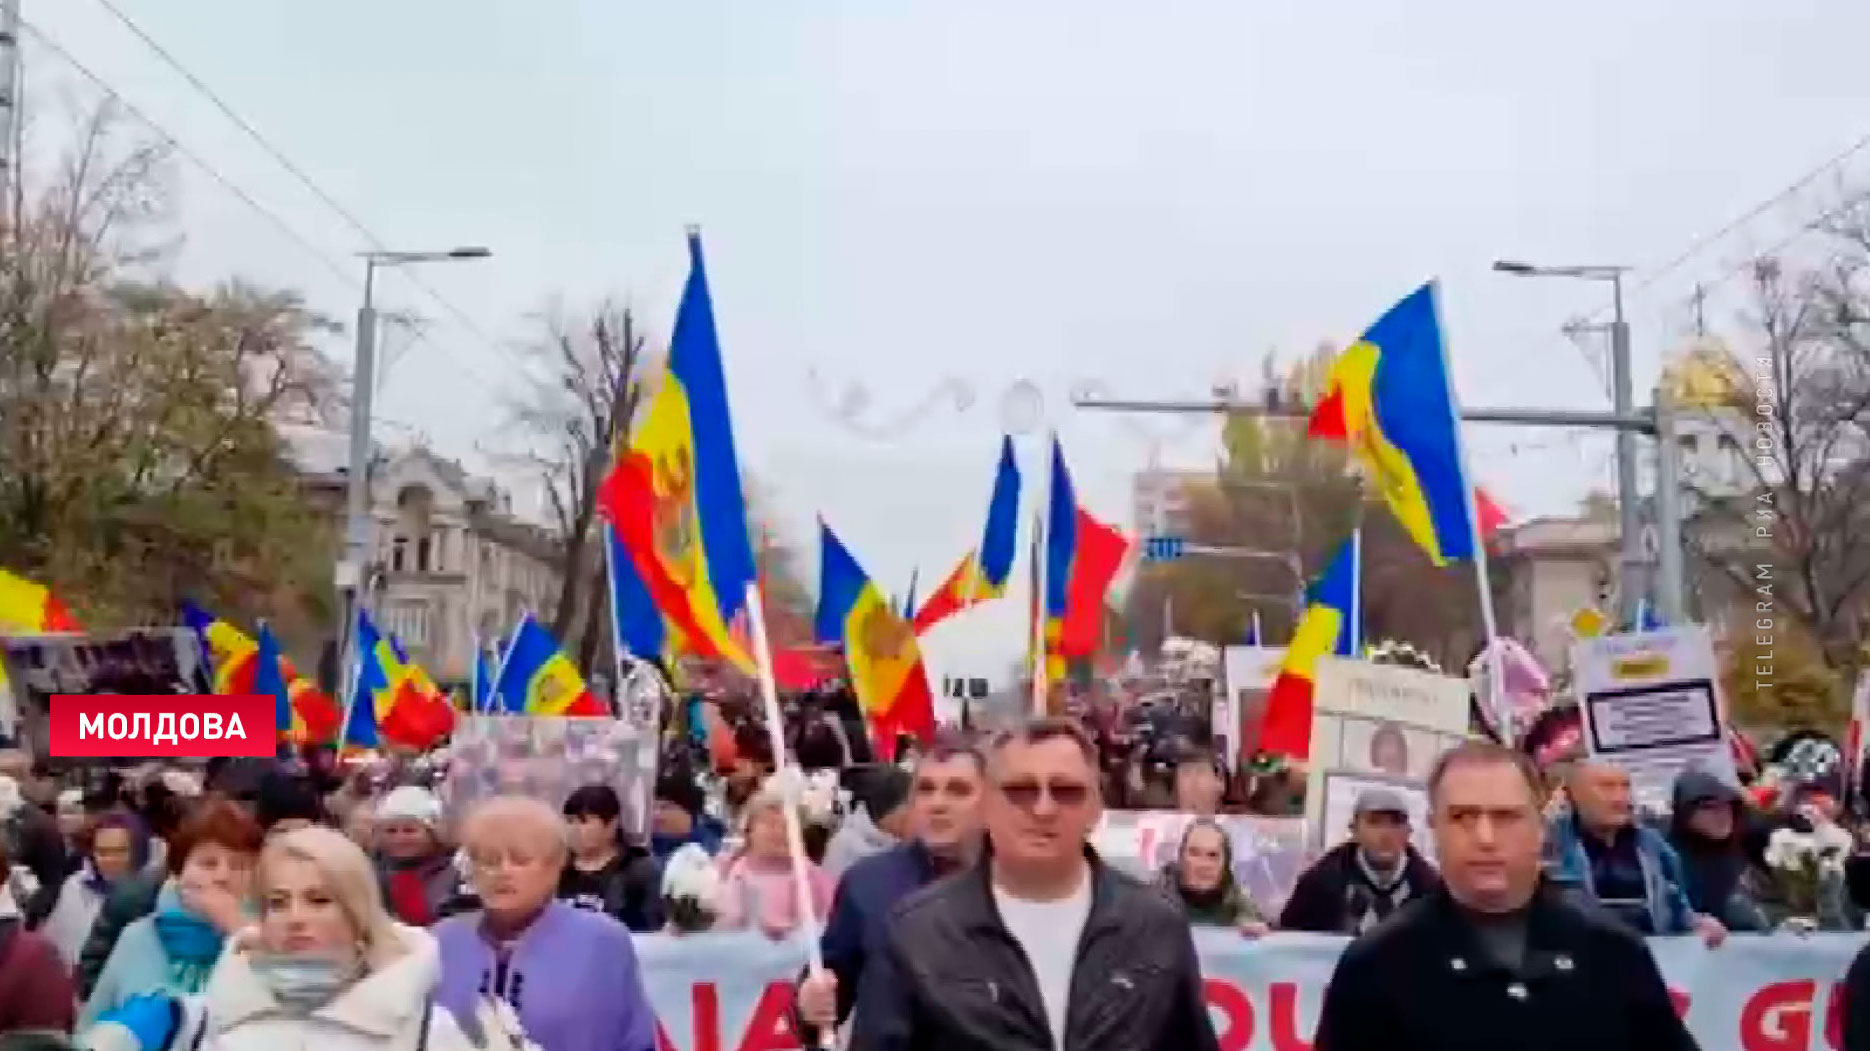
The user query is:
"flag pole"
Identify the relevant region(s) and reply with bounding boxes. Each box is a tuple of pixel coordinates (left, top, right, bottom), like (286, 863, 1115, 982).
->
(1028, 430, 1053, 717)
(1349, 526, 1364, 655)
(743, 583, 836, 1050)
(1429, 281, 1512, 740)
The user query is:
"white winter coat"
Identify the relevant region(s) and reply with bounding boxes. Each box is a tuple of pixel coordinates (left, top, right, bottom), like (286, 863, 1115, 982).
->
(169, 926, 478, 1051)
(39, 870, 106, 968)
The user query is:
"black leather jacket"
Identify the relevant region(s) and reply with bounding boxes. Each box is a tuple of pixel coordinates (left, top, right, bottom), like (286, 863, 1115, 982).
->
(848, 847, 1220, 1051)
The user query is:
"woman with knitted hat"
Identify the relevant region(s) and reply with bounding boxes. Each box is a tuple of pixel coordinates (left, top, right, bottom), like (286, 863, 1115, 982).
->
(372, 787, 456, 928)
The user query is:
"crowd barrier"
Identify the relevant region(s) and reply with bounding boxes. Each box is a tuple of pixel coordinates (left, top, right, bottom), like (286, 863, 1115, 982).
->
(632, 930, 1869, 1051)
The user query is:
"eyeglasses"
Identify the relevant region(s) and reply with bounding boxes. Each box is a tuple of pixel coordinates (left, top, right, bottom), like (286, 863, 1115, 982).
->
(996, 779, 1092, 809)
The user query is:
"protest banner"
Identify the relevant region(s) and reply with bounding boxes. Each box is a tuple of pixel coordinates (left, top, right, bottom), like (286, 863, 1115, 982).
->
(1093, 810, 1309, 914)
(633, 930, 1865, 1051)
(1572, 624, 1734, 807)
(1218, 645, 1282, 771)
(0, 629, 210, 757)
(441, 715, 654, 837)
(1303, 658, 1469, 854)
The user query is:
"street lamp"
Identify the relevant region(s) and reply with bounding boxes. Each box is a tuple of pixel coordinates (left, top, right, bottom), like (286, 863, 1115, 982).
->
(336, 245, 491, 714)
(1492, 257, 1644, 626)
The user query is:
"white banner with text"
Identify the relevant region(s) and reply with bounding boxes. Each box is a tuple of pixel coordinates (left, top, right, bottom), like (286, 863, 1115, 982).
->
(635, 930, 1866, 1051)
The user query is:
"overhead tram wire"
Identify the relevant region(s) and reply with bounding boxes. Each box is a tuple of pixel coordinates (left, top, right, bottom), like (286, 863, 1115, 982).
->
(20, 19, 516, 415)
(88, 0, 518, 367)
(17, 21, 357, 294)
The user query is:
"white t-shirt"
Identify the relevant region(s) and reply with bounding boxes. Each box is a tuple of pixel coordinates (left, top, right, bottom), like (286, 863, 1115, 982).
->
(993, 871, 1093, 1051)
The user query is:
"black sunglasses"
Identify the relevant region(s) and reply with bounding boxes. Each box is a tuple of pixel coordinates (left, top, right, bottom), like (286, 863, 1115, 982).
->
(997, 778, 1092, 808)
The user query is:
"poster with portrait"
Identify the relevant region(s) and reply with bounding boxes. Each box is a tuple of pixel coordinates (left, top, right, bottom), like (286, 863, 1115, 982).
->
(1218, 645, 1283, 772)
(440, 715, 652, 839)
(1571, 624, 1733, 809)
(0, 629, 210, 758)
(1303, 658, 1469, 851)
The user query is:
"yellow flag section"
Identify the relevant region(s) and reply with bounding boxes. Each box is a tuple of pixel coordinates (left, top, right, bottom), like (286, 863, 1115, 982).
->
(815, 521, 936, 754)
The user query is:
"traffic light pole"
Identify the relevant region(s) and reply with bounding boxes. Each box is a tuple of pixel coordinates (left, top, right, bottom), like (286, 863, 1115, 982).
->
(1075, 392, 1688, 625)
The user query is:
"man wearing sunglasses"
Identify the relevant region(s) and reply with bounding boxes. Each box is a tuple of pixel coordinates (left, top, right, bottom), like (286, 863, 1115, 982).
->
(849, 718, 1219, 1050)
(795, 739, 988, 1045)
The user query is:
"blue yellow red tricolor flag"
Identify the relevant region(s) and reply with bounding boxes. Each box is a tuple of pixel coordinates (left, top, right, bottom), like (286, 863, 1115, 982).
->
(254, 624, 294, 741)
(342, 612, 453, 750)
(1259, 530, 1363, 760)
(1308, 283, 1481, 566)
(0, 568, 80, 633)
(913, 435, 1023, 633)
(605, 521, 678, 669)
(1038, 439, 1132, 683)
(597, 231, 756, 672)
(492, 613, 605, 716)
(815, 521, 936, 757)
(182, 602, 340, 742)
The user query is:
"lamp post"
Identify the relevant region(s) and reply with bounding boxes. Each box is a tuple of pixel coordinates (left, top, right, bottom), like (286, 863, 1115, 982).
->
(335, 246, 490, 720)
(1493, 259, 1644, 626)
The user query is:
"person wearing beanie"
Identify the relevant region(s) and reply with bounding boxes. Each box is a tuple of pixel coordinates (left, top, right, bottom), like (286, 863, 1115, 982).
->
(557, 785, 662, 932)
(647, 771, 722, 861)
(373, 786, 455, 928)
(820, 765, 912, 879)
(0, 833, 76, 1038)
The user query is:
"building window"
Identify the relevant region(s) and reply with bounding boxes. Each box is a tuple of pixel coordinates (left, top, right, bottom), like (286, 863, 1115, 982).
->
(391, 536, 407, 573)
(417, 537, 433, 573)
(388, 603, 430, 646)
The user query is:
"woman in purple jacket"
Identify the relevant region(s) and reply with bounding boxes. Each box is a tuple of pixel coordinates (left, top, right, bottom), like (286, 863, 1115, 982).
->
(432, 796, 656, 1051)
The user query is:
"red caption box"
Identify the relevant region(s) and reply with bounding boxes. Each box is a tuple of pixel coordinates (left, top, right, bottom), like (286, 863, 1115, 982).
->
(48, 695, 278, 758)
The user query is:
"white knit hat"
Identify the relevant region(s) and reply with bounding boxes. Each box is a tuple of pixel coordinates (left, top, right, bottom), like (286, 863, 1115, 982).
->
(375, 785, 443, 829)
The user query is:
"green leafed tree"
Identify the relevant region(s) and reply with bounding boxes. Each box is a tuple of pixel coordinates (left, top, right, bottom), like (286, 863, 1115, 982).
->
(0, 102, 340, 639)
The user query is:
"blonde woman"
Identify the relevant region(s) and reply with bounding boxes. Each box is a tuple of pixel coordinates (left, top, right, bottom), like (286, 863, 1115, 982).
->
(84, 827, 531, 1051)
(714, 779, 832, 939)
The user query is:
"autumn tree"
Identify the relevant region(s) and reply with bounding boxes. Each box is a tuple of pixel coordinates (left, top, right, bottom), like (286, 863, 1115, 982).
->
(0, 102, 339, 638)
(1127, 345, 1487, 666)
(1683, 211, 1870, 681)
(497, 300, 647, 670)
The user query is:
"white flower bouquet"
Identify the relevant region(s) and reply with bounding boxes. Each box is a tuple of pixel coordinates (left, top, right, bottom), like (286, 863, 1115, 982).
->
(660, 842, 723, 933)
(1763, 821, 1852, 927)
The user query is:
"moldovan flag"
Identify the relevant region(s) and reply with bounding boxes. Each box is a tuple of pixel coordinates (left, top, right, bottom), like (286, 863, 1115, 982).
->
(0, 568, 80, 632)
(492, 613, 604, 716)
(913, 435, 1022, 633)
(1041, 439, 1132, 682)
(182, 602, 340, 742)
(606, 522, 678, 668)
(598, 231, 755, 672)
(1259, 531, 1363, 760)
(254, 625, 295, 741)
(1308, 283, 1479, 566)
(816, 521, 935, 756)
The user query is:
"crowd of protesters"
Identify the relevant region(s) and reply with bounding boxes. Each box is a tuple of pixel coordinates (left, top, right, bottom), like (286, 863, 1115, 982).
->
(0, 685, 1864, 1049)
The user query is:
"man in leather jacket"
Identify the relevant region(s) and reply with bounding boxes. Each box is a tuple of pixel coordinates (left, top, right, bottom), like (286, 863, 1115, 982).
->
(849, 718, 1218, 1051)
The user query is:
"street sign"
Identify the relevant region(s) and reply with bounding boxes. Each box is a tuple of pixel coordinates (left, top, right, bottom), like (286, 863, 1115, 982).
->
(1143, 535, 1186, 562)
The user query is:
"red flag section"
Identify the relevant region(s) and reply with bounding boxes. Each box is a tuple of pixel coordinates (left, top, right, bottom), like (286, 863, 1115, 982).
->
(1058, 508, 1130, 659)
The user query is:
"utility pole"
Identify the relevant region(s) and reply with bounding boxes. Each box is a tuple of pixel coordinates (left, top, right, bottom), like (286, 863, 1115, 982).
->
(1607, 272, 1645, 629)
(1073, 392, 1688, 625)
(334, 246, 490, 737)
(0, 0, 21, 213)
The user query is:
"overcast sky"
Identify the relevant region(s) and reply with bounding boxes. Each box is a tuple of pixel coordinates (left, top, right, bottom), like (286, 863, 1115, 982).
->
(29, 1, 1870, 682)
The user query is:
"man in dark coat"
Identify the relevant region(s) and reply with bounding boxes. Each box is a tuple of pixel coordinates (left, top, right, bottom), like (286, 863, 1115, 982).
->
(1280, 788, 1439, 934)
(794, 739, 986, 1045)
(1312, 741, 1695, 1051)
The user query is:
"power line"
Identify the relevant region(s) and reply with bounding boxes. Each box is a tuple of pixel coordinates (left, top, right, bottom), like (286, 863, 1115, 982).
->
(18, 21, 358, 293)
(88, 0, 514, 361)
(1585, 129, 1870, 322)
(20, 19, 516, 416)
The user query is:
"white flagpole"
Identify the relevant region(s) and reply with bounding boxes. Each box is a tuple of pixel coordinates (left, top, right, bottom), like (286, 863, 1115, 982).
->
(743, 582, 835, 1050)
(1429, 281, 1512, 740)
(1028, 431, 1054, 717)
(1251, 608, 1263, 647)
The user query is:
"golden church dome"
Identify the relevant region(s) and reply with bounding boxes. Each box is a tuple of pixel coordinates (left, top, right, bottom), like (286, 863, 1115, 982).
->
(1659, 337, 1749, 409)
